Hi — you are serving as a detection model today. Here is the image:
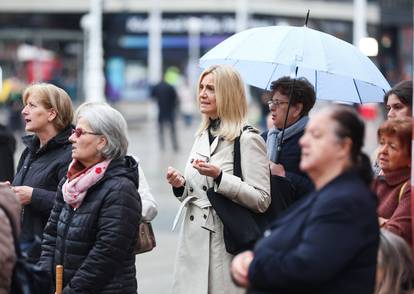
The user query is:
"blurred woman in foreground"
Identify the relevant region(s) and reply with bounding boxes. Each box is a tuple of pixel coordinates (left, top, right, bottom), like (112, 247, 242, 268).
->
(231, 106, 379, 293)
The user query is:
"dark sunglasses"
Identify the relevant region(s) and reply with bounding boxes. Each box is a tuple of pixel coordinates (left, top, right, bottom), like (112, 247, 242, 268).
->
(71, 128, 101, 138)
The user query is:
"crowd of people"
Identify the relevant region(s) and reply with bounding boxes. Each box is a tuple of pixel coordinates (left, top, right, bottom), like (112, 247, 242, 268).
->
(0, 65, 412, 293)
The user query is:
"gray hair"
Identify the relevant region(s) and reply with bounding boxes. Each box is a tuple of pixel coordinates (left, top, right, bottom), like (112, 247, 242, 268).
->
(75, 102, 128, 160)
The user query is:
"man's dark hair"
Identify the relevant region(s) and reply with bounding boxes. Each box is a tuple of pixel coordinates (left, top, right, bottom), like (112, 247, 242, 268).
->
(270, 76, 316, 116)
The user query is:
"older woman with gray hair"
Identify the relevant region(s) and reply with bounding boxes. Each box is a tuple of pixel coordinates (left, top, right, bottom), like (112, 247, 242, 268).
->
(38, 102, 141, 294)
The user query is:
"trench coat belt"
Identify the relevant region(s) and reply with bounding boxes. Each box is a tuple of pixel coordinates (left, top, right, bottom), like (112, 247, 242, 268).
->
(172, 196, 215, 233)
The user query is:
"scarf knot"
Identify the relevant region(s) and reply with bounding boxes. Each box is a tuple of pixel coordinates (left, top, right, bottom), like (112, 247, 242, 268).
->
(62, 159, 111, 209)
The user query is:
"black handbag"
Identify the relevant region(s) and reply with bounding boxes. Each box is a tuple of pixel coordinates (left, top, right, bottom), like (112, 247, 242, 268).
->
(0, 205, 51, 294)
(207, 128, 295, 254)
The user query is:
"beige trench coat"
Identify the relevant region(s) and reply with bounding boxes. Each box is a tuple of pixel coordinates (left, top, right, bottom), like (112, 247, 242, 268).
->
(172, 128, 271, 294)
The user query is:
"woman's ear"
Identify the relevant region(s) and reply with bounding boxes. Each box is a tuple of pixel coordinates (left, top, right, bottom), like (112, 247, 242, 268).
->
(292, 103, 303, 120)
(48, 109, 57, 122)
(96, 136, 108, 153)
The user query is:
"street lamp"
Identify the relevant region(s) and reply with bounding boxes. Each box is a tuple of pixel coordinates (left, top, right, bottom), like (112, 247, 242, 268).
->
(187, 17, 201, 98)
(80, 0, 105, 102)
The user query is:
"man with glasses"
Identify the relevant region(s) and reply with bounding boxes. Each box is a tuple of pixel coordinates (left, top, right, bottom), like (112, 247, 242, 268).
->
(261, 76, 316, 202)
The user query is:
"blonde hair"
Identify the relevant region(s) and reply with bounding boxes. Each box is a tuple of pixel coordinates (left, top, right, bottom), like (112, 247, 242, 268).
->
(23, 83, 74, 131)
(196, 65, 247, 141)
(376, 229, 414, 294)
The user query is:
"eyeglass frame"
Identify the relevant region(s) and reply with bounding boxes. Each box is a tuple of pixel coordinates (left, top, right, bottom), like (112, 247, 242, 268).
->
(267, 99, 289, 109)
(71, 127, 102, 138)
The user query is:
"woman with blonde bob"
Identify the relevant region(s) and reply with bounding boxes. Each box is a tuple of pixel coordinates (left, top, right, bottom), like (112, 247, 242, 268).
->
(12, 83, 74, 263)
(375, 229, 414, 294)
(166, 65, 270, 294)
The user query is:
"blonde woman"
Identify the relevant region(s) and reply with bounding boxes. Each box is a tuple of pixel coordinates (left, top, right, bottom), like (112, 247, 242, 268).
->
(166, 65, 270, 294)
(12, 83, 74, 263)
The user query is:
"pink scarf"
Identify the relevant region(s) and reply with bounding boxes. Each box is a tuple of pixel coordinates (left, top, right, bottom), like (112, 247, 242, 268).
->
(62, 159, 111, 209)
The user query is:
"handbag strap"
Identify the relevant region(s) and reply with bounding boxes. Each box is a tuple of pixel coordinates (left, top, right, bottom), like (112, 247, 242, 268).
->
(233, 125, 252, 181)
(398, 181, 409, 203)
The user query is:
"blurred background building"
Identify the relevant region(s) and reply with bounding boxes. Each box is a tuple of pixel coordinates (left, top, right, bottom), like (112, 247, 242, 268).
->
(0, 0, 412, 102)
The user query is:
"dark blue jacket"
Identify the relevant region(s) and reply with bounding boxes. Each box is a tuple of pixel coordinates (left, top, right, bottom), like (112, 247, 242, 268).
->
(39, 156, 142, 294)
(13, 125, 72, 262)
(261, 130, 313, 202)
(248, 171, 379, 294)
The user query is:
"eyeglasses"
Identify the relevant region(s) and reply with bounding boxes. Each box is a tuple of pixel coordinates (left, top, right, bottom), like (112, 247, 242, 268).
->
(71, 128, 101, 138)
(268, 100, 289, 109)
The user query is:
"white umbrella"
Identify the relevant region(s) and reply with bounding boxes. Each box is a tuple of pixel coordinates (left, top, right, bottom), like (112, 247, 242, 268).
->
(199, 25, 390, 103)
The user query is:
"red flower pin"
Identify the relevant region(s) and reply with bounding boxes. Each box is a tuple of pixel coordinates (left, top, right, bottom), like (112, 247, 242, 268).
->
(95, 167, 102, 174)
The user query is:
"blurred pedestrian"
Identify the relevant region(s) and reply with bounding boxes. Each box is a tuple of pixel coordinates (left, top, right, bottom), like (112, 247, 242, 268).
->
(372, 117, 412, 245)
(151, 75, 179, 151)
(12, 83, 74, 263)
(0, 124, 16, 182)
(261, 76, 315, 202)
(38, 102, 141, 293)
(375, 229, 414, 294)
(231, 105, 379, 293)
(166, 65, 270, 294)
(0, 183, 21, 294)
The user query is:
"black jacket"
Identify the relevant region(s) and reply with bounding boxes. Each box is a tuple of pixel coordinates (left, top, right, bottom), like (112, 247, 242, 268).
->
(261, 130, 314, 202)
(13, 125, 72, 261)
(248, 171, 379, 294)
(39, 156, 142, 294)
(0, 124, 16, 182)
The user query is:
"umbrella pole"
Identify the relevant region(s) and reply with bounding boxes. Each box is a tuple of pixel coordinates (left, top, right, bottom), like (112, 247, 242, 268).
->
(275, 72, 297, 164)
(56, 265, 63, 294)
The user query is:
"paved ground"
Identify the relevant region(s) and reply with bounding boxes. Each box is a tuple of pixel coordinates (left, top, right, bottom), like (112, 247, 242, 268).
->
(2, 100, 382, 294)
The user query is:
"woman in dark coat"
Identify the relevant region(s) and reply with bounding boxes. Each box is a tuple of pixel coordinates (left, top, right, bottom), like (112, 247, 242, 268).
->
(12, 83, 74, 263)
(39, 102, 141, 294)
(231, 106, 379, 294)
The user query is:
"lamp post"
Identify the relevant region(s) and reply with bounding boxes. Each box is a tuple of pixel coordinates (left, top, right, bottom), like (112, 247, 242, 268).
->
(81, 0, 105, 102)
(148, 0, 162, 85)
(187, 17, 201, 98)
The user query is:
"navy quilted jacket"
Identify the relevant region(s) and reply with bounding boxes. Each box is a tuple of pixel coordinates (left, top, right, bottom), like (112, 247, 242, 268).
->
(39, 156, 142, 294)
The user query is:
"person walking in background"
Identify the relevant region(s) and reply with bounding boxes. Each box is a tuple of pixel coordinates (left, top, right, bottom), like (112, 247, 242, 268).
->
(231, 106, 379, 294)
(0, 123, 16, 182)
(372, 117, 412, 245)
(375, 229, 414, 294)
(261, 76, 315, 202)
(166, 65, 270, 294)
(39, 102, 141, 293)
(151, 74, 179, 152)
(0, 183, 21, 294)
(12, 83, 73, 263)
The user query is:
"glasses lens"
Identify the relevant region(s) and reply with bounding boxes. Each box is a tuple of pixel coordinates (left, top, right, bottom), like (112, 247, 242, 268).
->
(72, 128, 83, 137)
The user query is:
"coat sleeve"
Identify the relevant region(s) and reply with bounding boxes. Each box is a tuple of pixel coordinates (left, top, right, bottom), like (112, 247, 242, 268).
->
(285, 171, 314, 201)
(248, 193, 369, 290)
(384, 185, 412, 243)
(38, 187, 65, 273)
(215, 131, 271, 213)
(63, 184, 141, 293)
(138, 164, 158, 222)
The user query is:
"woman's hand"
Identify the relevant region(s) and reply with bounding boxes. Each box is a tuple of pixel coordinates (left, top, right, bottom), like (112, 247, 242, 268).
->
(269, 162, 286, 177)
(192, 159, 221, 179)
(11, 185, 33, 205)
(378, 217, 388, 227)
(166, 166, 186, 188)
(231, 250, 254, 288)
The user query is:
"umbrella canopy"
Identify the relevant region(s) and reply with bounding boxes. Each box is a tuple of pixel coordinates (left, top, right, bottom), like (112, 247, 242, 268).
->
(199, 25, 391, 104)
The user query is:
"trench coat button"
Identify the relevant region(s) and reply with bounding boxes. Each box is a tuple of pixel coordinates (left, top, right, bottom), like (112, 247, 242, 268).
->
(189, 215, 194, 221)
(203, 214, 207, 219)
(264, 229, 271, 237)
(190, 158, 194, 163)
(202, 185, 207, 191)
(206, 158, 210, 162)
(189, 187, 194, 193)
